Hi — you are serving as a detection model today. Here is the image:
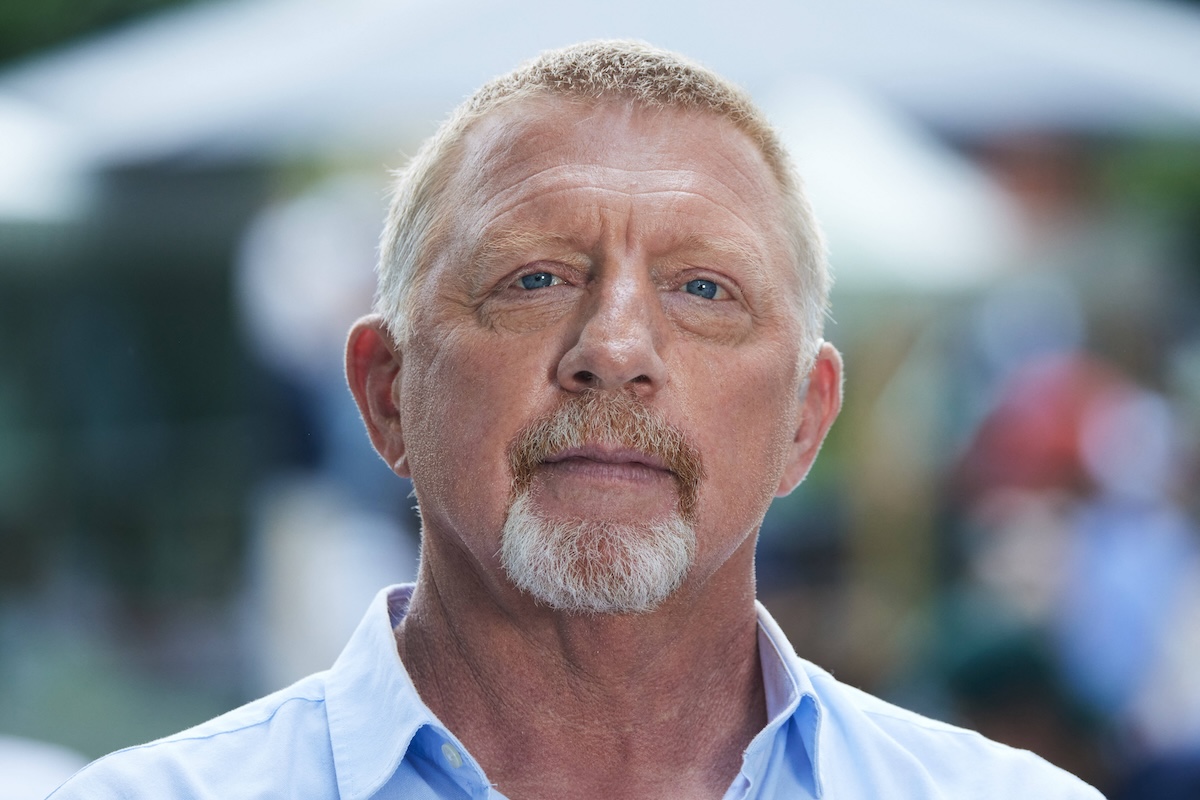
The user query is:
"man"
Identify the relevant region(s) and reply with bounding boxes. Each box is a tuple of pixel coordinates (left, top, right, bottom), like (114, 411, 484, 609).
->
(52, 41, 1102, 799)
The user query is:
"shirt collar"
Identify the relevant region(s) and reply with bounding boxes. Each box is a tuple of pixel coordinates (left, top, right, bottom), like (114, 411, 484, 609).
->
(322, 585, 824, 799)
(323, 584, 433, 800)
(751, 600, 825, 797)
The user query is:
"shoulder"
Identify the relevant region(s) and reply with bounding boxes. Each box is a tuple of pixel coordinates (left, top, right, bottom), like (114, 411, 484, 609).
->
(48, 674, 339, 799)
(805, 667, 1105, 799)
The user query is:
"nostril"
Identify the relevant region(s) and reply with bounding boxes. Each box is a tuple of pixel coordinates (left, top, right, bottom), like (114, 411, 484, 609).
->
(630, 374, 650, 385)
(575, 370, 596, 385)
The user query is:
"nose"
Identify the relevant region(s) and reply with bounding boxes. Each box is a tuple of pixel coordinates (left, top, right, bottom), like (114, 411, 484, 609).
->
(556, 275, 667, 397)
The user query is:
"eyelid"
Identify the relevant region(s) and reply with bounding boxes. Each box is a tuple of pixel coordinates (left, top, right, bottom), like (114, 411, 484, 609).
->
(510, 262, 575, 290)
(676, 272, 734, 301)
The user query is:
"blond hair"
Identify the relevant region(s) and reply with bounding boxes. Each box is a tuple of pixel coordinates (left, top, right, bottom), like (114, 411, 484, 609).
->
(376, 40, 830, 359)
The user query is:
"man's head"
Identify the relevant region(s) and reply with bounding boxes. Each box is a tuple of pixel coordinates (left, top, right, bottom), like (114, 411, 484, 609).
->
(347, 40, 842, 616)
(376, 40, 830, 361)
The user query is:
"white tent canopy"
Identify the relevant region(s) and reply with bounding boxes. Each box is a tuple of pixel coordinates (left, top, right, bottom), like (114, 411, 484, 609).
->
(4, 0, 1199, 288)
(2, 0, 1200, 165)
(0, 93, 91, 220)
(771, 80, 1022, 291)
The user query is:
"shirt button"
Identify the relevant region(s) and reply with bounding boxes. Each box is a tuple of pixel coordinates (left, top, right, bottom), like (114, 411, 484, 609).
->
(441, 742, 464, 769)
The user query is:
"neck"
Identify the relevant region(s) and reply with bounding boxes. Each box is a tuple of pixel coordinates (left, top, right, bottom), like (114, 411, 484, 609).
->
(396, 534, 766, 800)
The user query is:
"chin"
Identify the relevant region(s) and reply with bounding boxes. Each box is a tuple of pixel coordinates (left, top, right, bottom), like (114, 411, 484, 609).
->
(500, 492, 696, 614)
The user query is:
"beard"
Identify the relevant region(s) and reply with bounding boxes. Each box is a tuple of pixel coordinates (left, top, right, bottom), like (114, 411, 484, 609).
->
(500, 391, 704, 615)
(501, 493, 696, 614)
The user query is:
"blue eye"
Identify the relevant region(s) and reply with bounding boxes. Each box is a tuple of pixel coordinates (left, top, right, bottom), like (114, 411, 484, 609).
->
(683, 278, 720, 299)
(519, 272, 559, 290)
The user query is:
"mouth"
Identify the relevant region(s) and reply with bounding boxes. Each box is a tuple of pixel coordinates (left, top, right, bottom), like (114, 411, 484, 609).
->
(542, 445, 673, 474)
(505, 391, 705, 521)
(530, 443, 683, 521)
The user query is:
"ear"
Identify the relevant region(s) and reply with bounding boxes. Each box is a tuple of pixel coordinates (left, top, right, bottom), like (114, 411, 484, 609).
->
(346, 314, 410, 478)
(775, 341, 843, 496)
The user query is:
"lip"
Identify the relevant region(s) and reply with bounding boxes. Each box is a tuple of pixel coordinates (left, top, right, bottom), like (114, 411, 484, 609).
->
(542, 445, 672, 473)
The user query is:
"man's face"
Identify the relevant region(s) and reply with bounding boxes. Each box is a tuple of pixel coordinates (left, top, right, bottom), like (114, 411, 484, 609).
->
(369, 96, 837, 610)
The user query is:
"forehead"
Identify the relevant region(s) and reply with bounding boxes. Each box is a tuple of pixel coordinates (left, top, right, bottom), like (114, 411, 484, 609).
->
(459, 95, 771, 178)
(439, 96, 792, 262)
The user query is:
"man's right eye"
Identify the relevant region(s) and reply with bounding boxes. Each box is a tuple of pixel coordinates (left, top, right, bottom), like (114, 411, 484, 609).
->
(518, 272, 561, 290)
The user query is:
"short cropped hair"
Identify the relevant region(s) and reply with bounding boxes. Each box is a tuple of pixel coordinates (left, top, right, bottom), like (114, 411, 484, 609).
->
(376, 40, 830, 362)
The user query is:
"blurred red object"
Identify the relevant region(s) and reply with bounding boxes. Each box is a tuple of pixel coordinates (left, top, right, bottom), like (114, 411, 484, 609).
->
(959, 354, 1128, 496)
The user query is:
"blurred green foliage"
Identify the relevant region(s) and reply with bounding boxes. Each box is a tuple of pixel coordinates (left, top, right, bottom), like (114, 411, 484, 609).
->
(0, 0, 201, 67)
(1104, 140, 1200, 211)
(1102, 139, 1200, 293)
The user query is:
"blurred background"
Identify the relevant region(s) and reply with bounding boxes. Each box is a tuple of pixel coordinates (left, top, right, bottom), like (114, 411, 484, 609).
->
(3, 0, 1200, 796)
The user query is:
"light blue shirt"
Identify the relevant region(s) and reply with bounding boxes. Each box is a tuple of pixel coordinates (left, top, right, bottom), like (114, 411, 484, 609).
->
(50, 584, 1103, 799)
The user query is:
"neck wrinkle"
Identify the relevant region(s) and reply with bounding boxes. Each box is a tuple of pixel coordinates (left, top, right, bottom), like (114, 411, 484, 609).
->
(395, 539, 767, 800)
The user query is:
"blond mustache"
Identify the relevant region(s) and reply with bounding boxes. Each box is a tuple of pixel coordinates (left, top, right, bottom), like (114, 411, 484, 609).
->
(507, 391, 705, 522)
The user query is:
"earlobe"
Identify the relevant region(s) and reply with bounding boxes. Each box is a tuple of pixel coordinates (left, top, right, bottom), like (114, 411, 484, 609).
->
(775, 342, 843, 496)
(345, 314, 410, 478)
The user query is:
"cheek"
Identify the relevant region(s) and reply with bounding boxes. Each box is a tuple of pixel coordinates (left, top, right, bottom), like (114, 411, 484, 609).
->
(402, 341, 502, 517)
(401, 327, 556, 534)
(686, 348, 801, 532)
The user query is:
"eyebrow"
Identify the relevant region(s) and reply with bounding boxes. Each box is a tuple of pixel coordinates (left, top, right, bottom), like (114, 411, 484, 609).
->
(473, 229, 585, 266)
(665, 232, 765, 270)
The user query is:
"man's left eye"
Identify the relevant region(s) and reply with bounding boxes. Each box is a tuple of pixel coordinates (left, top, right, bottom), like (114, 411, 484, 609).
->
(683, 278, 721, 300)
(519, 272, 562, 290)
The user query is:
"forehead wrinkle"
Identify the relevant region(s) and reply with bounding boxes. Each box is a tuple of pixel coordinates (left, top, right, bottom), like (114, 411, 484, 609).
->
(476, 186, 778, 273)
(480, 157, 759, 208)
(460, 98, 785, 224)
(485, 184, 762, 241)
(637, 197, 781, 262)
(483, 183, 628, 226)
